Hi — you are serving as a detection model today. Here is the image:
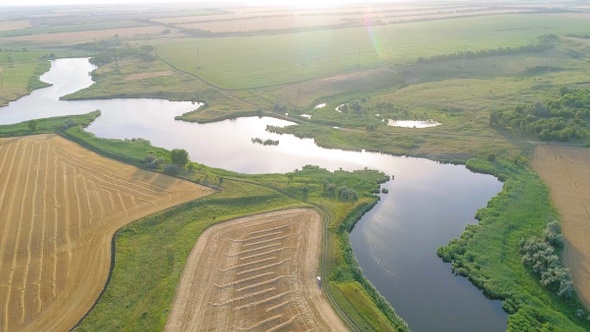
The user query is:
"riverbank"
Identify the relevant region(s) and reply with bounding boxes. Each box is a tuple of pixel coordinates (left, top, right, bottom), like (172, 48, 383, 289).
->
(438, 158, 590, 331)
(7, 114, 399, 331)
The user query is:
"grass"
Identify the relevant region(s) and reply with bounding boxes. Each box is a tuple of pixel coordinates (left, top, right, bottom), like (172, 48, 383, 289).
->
(74, 180, 300, 331)
(61, 55, 255, 115)
(333, 282, 399, 331)
(0, 50, 51, 106)
(438, 158, 590, 331)
(0, 111, 100, 137)
(63, 57, 209, 101)
(155, 14, 589, 89)
(62, 125, 175, 168)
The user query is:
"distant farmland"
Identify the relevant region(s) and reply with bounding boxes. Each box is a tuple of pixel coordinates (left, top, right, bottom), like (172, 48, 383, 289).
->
(155, 14, 589, 89)
(0, 135, 214, 332)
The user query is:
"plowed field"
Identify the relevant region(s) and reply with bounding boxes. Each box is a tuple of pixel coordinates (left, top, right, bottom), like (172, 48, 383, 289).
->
(534, 145, 590, 309)
(165, 208, 347, 332)
(0, 134, 214, 332)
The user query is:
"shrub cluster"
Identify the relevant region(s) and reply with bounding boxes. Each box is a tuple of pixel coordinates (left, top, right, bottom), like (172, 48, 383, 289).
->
(519, 221, 574, 298)
(170, 148, 189, 167)
(163, 164, 181, 176)
(323, 180, 359, 201)
(88, 44, 156, 66)
(251, 137, 279, 146)
(141, 152, 164, 170)
(490, 88, 590, 141)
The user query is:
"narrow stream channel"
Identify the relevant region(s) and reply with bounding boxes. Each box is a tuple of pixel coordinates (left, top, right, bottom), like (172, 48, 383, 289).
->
(0, 58, 508, 331)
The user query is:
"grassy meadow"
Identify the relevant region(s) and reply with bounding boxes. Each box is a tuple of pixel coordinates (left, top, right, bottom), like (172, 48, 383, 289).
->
(0, 50, 51, 106)
(155, 14, 590, 89)
(1, 3, 590, 331)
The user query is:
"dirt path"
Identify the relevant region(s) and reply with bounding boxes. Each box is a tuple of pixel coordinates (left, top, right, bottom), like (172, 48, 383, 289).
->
(533, 145, 590, 309)
(165, 208, 348, 332)
(0, 134, 215, 332)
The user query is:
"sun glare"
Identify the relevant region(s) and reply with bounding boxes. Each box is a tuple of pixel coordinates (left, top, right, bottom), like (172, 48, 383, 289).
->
(244, 0, 363, 6)
(9, 0, 386, 7)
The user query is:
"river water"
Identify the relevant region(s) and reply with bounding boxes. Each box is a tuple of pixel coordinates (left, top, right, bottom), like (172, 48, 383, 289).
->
(0, 58, 508, 331)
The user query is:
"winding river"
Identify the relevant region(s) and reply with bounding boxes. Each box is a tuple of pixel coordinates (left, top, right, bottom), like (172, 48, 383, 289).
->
(0, 58, 508, 331)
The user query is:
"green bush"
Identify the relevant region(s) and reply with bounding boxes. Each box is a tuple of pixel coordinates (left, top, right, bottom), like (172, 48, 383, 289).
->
(170, 148, 189, 167)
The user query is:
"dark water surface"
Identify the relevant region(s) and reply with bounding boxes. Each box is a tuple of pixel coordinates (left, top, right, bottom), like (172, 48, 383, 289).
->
(0, 58, 507, 331)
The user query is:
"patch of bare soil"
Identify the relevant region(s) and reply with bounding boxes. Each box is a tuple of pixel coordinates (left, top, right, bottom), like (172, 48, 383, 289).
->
(0, 134, 215, 332)
(534, 145, 590, 309)
(165, 208, 347, 332)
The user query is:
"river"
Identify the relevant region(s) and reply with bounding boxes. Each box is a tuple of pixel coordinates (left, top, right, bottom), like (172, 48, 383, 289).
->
(0, 58, 508, 331)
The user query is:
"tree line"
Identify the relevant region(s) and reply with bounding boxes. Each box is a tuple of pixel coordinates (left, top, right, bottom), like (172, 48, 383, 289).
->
(490, 87, 590, 141)
(416, 34, 557, 64)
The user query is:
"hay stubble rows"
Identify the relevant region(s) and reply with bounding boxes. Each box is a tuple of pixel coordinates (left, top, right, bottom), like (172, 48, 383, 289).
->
(0, 134, 214, 332)
(166, 208, 347, 332)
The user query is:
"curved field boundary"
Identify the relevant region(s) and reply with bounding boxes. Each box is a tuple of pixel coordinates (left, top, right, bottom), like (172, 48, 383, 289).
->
(165, 208, 348, 331)
(0, 134, 215, 332)
(534, 145, 590, 309)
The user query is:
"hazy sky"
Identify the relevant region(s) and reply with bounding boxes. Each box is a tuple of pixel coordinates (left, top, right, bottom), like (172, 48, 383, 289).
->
(3, 0, 388, 7)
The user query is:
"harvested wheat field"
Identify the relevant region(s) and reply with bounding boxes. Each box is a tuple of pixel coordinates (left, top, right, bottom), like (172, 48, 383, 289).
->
(0, 134, 214, 332)
(166, 208, 347, 332)
(534, 145, 590, 309)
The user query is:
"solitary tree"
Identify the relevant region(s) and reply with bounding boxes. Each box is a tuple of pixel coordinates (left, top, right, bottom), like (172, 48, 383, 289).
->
(28, 119, 38, 132)
(170, 148, 189, 167)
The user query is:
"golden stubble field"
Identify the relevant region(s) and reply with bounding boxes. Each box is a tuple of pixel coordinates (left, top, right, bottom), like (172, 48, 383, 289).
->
(165, 208, 347, 332)
(6, 25, 170, 44)
(0, 134, 214, 332)
(534, 145, 590, 309)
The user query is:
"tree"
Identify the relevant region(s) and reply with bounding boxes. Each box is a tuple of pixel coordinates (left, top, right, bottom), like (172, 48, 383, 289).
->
(163, 164, 180, 176)
(170, 148, 189, 167)
(28, 119, 38, 132)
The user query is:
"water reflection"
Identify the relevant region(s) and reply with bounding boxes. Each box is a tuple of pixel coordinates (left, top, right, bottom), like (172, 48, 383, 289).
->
(0, 58, 507, 331)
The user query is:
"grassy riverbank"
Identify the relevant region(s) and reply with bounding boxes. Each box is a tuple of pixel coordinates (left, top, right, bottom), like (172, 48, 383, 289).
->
(438, 158, 590, 331)
(0, 111, 99, 137)
(0, 50, 52, 106)
(52, 120, 408, 331)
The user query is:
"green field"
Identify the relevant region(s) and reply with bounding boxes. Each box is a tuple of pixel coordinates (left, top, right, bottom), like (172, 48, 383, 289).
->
(156, 14, 590, 89)
(0, 50, 51, 106)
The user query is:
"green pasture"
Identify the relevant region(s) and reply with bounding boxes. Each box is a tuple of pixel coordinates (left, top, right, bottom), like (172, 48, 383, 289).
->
(0, 111, 99, 137)
(155, 14, 590, 89)
(0, 50, 51, 106)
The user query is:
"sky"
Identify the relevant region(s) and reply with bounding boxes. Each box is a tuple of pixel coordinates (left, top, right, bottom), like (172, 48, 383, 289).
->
(3, 0, 397, 7)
